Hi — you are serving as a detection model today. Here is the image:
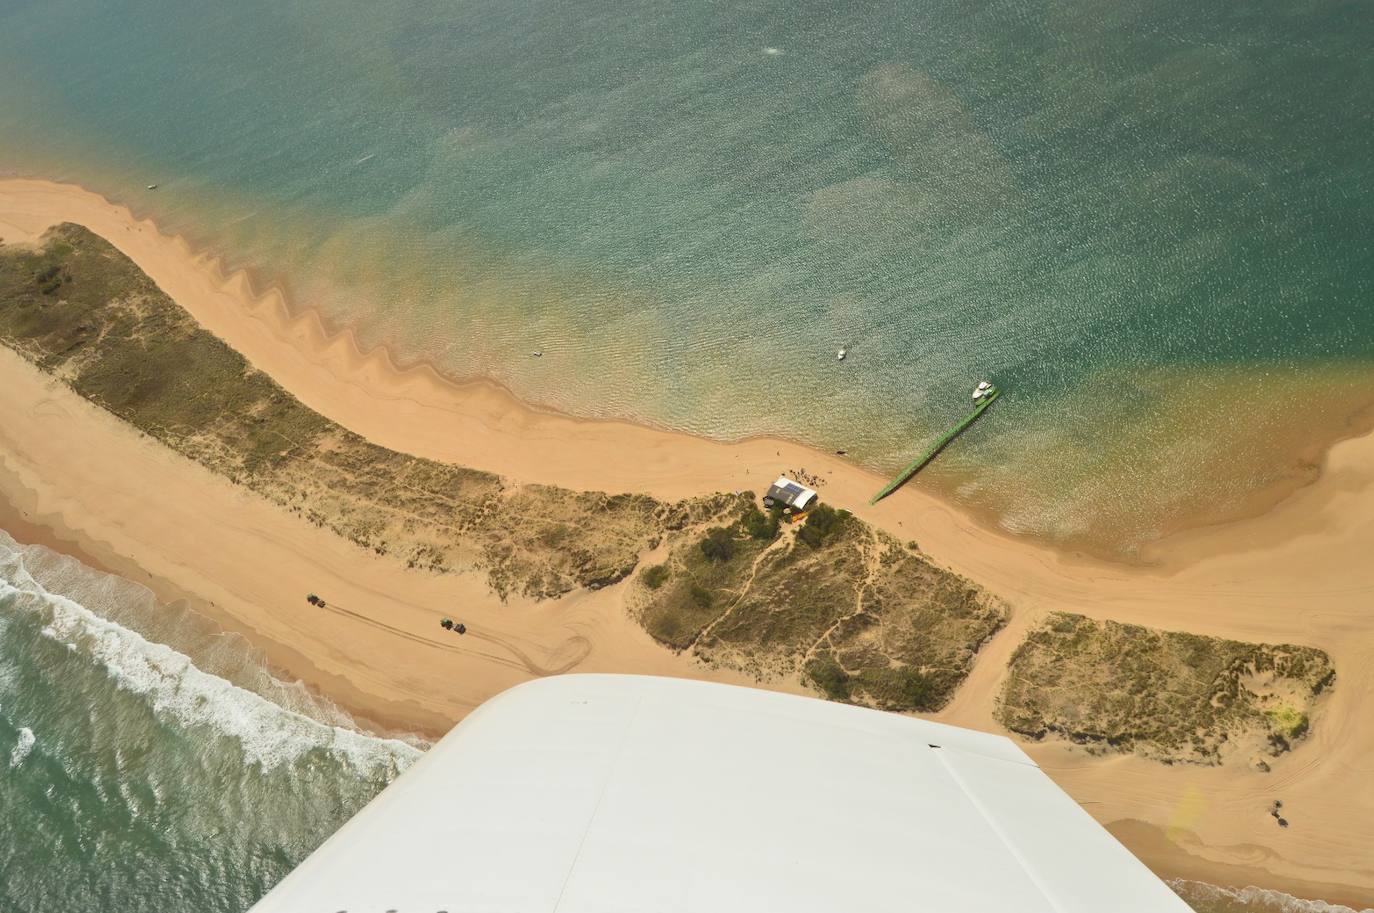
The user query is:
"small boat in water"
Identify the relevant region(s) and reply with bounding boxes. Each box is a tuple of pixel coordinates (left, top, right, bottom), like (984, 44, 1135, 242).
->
(146, 183, 159, 190)
(837, 347, 847, 361)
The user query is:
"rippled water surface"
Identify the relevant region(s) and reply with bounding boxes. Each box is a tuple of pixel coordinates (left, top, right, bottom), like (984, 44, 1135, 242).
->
(3, 0, 1373, 550)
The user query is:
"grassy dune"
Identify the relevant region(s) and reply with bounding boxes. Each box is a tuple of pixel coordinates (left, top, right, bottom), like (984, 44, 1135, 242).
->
(0, 225, 1010, 709)
(0, 224, 701, 599)
(998, 612, 1334, 765)
(633, 504, 1007, 712)
(4, 225, 1332, 749)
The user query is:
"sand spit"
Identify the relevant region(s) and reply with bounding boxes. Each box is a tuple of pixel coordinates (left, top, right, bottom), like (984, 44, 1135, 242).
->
(2, 224, 1005, 713)
(2, 179, 1373, 905)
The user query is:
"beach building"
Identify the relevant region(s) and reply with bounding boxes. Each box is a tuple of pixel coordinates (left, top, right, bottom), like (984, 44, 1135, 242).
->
(249, 675, 1191, 912)
(762, 474, 818, 512)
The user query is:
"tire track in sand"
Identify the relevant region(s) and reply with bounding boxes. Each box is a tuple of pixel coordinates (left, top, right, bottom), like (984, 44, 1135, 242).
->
(316, 599, 590, 676)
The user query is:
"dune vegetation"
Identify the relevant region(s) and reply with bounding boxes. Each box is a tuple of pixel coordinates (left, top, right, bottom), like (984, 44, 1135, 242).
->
(633, 502, 1007, 712)
(0, 224, 724, 599)
(0, 225, 1006, 711)
(7, 225, 1333, 749)
(997, 612, 1334, 765)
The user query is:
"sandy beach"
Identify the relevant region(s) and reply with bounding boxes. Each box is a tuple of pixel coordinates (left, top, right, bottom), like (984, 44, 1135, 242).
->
(2, 178, 1372, 907)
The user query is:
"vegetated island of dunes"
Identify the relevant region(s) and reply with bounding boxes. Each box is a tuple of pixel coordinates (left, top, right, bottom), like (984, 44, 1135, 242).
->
(0, 225, 1337, 748)
(998, 612, 1334, 766)
(630, 503, 1008, 712)
(0, 223, 1004, 706)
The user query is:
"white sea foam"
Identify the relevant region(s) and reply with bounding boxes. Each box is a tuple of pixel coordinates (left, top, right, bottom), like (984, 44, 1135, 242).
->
(0, 534, 423, 774)
(10, 726, 35, 768)
(1171, 879, 1373, 913)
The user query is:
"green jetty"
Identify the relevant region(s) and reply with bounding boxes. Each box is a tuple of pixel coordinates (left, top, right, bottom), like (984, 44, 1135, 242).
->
(869, 383, 1000, 505)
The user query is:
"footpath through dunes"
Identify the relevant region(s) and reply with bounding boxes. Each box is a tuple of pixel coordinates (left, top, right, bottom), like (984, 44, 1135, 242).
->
(0, 223, 1005, 717)
(997, 613, 1334, 768)
(3, 182, 1374, 905)
(631, 502, 1007, 712)
(0, 223, 730, 602)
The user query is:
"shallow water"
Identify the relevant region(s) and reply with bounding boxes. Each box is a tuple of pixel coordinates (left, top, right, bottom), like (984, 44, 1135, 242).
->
(2, 0, 1372, 552)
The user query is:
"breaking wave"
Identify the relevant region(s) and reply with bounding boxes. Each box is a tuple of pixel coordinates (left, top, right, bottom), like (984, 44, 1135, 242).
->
(1172, 879, 1374, 913)
(0, 528, 424, 913)
(0, 530, 422, 773)
(8, 726, 34, 767)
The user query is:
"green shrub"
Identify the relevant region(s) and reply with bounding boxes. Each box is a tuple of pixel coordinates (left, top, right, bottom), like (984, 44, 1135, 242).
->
(797, 504, 845, 549)
(1265, 705, 1309, 740)
(641, 564, 670, 589)
(858, 666, 936, 711)
(537, 523, 572, 547)
(699, 526, 737, 563)
(689, 583, 714, 608)
(741, 503, 780, 541)
(35, 264, 65, 295)
(805, 654, 852, 701)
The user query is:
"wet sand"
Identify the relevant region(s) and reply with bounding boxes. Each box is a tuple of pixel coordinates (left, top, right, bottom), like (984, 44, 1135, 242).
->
(1, 178, 1372, 906)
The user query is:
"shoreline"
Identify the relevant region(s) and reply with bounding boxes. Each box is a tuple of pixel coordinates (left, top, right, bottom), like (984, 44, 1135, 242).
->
(5, 175, 1374, 569)
(3, 179, 1374, 906)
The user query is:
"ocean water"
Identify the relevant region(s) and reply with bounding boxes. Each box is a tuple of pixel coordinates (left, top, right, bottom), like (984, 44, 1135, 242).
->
(0, 530, 421, 912)
(1, 0, 1373, 552)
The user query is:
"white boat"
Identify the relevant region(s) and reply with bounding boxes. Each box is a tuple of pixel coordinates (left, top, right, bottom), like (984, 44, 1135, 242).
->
(146, 183, 158, 190)
(973, 380, 993, 401)
(837, 347, 847, 361)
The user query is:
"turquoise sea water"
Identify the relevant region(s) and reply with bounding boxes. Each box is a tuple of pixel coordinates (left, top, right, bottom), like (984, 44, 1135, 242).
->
(2, 0, 1373, 550)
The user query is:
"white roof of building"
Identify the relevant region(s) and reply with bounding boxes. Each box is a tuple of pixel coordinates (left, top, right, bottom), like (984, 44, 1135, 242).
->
(250, 675, 1190, 913)
(767, 475, 818, 509)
